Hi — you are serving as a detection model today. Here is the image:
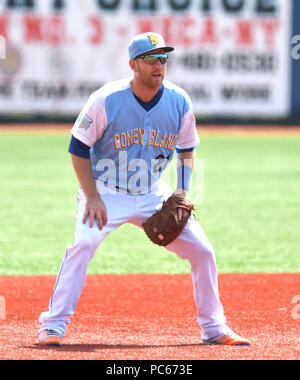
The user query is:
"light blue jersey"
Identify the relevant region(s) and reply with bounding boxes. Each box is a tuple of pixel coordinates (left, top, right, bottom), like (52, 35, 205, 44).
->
(71, 77, 199, 194)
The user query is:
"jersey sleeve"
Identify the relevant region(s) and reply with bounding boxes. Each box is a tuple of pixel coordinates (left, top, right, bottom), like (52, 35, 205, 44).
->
(176, 108, 200, 150)
(71, 91, 107, 147)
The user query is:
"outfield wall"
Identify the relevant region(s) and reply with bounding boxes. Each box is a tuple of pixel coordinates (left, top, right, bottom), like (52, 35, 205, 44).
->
(0, 0, 299, 121)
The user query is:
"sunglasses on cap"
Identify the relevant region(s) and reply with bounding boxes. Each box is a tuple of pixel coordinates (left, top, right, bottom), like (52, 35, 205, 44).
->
(137, 53, 168, 65)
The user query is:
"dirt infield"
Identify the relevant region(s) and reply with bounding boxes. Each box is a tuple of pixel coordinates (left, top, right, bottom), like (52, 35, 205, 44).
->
(1, 123, 300, 136)
(0, 274, 299, 360)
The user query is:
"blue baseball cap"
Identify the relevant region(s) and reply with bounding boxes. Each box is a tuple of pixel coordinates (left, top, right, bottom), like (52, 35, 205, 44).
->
(128, 32, 174, 60)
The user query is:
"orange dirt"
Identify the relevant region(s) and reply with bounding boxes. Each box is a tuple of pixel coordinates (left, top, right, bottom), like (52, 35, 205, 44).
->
(0, 124, 300, 136)
(0, 274, 299, 360)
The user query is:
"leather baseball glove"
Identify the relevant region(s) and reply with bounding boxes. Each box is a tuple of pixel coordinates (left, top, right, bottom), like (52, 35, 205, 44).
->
(142, 195, 194, 247)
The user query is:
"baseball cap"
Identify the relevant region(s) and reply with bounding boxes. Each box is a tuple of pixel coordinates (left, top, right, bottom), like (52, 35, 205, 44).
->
(128, 32, 174, 60)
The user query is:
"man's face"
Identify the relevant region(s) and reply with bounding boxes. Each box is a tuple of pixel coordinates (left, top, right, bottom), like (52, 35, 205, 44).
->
(130, 48, 168, 89)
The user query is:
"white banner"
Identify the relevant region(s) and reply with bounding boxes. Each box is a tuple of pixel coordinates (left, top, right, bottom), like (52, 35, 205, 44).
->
(0, 0, 292, 117)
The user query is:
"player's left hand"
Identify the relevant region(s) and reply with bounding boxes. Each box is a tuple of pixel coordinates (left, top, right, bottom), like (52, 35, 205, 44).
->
(172, 189, 190, 222)
(142, 192, 194, 246)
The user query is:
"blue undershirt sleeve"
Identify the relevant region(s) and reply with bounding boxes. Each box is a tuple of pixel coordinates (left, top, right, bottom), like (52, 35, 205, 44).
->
(68, 136, 91, 159)
(176, 147, 196, 154)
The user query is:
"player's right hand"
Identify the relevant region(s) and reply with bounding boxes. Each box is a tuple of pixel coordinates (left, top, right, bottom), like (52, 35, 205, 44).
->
(83, 195, 108, 230)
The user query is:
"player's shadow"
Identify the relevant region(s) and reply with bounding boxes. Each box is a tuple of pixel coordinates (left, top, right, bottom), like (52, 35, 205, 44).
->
(26, 343, 202, 352)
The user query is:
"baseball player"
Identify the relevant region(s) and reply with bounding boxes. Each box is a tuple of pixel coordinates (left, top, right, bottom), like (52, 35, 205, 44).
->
(38, 33, 250, 347)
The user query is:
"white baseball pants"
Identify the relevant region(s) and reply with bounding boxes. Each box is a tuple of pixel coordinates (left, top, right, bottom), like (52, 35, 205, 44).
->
(38, 180, 227, 341)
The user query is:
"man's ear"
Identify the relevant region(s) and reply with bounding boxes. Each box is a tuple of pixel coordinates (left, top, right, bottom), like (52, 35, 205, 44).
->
(129, 59, 138, 73)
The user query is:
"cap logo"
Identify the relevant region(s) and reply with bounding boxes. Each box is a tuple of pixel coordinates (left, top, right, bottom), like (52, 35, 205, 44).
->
(148, 34, 159, 46)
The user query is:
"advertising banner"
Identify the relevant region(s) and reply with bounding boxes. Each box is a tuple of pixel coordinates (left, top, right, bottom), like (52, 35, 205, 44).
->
(0, 0, 292, 117)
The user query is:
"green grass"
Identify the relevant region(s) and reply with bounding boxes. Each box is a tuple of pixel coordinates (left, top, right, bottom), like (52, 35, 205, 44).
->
(0, 132, 299, 275)
(197, 136, 300, 273)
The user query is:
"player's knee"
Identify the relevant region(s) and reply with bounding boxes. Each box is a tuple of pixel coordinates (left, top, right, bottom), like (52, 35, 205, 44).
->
(189, 242, 216, 265)
(76, 236, 99, 257)
(202, 245, 216, 262)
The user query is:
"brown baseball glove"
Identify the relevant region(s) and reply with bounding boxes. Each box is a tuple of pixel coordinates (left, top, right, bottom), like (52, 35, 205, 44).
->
(142, 195, 194, 247)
